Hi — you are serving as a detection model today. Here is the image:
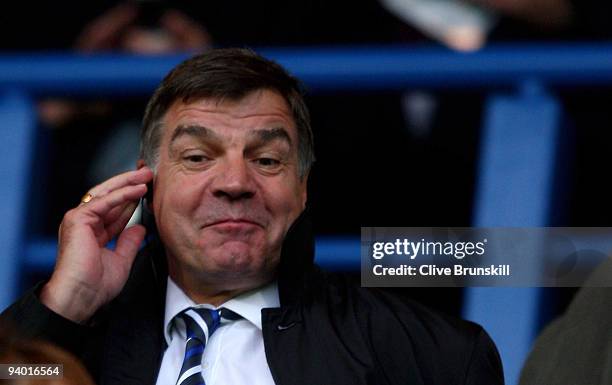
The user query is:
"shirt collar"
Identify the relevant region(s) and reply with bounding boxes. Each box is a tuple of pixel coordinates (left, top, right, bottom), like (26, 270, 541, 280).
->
(163, 277, 280, 346)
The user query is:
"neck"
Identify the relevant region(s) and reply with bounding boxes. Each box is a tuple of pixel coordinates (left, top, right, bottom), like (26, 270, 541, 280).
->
(168, 264, 274, 307)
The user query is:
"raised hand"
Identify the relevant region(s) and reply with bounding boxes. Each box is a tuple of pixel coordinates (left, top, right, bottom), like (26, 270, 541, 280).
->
(40, 167, 154, 323)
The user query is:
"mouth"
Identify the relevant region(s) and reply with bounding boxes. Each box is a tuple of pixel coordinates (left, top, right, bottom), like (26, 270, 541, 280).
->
(205, 219, 263, 230)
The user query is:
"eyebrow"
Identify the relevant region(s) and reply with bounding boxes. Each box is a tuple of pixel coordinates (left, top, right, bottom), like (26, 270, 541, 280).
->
(248, 127, 292, 148)
(169, 124, 293, 149)
(170, 124, 222, 145)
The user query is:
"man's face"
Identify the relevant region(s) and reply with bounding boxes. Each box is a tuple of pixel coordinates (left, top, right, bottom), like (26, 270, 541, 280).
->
(152, 89, 307, 293)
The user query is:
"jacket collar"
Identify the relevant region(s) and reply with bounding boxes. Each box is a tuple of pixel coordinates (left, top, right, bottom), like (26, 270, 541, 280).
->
(276, 207, 316, 306)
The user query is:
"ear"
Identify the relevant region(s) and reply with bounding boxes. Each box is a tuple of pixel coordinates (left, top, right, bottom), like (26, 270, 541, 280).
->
(137, 159, 146, 169)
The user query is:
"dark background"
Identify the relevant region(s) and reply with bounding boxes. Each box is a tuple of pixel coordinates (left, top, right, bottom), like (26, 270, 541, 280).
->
(2, 0, 612, 330)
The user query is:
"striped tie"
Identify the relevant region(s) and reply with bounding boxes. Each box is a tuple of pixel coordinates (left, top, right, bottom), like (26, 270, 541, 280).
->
(174, 307, 240, 385)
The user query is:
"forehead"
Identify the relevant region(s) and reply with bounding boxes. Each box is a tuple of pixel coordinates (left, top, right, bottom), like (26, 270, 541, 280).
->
(161, 89, 297, 141)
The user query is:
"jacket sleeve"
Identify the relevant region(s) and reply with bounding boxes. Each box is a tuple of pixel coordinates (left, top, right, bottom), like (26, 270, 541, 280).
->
(463, 328, 505, 385)
(0, 282, 90, 356)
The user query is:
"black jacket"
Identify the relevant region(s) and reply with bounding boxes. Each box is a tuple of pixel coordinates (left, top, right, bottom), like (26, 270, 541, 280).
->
(2, 212, 503, 385)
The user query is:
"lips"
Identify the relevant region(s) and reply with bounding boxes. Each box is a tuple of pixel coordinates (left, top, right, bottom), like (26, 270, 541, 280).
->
(204, 218, 263, 229)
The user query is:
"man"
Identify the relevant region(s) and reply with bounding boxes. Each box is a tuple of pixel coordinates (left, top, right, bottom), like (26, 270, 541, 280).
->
(519, 259, 612, 385)
(2, 48, 503, 385)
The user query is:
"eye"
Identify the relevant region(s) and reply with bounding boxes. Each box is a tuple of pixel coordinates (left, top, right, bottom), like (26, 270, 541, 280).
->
(183, 153, 210, 165)
(255, 157, 281, 167)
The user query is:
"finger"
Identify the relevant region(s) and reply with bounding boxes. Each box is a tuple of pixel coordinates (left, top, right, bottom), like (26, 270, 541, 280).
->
(104, 200, 138, 226)
(103, 201, 141, 243)
(90, 200, 139, 246)
(84, 184, 147, 220)
(64, 185, 145, 247)
(114, 224, 146, 261)
(87, 167, 153, 199)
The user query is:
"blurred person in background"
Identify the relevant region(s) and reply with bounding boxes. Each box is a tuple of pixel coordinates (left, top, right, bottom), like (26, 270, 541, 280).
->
(519, 260, 612, 385)
(0, 321, 95, 385)
(379, 0, 573, 52)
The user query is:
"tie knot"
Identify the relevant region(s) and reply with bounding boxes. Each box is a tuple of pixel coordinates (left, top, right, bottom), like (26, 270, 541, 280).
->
(173, 307, 242, 385)
(176, 307, 242, 343)
(177, 308, 220, 343)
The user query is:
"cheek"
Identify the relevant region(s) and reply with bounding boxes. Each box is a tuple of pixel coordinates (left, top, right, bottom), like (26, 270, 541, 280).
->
(155, 175, 206, 224)
(264, 184, 305, 231)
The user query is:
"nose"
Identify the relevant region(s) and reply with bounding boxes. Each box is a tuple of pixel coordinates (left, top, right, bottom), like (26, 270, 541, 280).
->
(211, 157, 256, 201)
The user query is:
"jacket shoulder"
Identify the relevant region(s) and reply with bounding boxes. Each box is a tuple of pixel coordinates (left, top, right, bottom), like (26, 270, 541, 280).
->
(317, 272, 504, 385)
(519, 287, 612, 385)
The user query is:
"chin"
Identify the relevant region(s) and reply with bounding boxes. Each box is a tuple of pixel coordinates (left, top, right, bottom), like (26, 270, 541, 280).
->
(205, 241, 263, 271)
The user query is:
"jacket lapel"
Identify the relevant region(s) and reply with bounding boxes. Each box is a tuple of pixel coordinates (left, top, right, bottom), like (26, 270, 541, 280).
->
(100, 298, 164, 385)
(100, 242, 168, 385)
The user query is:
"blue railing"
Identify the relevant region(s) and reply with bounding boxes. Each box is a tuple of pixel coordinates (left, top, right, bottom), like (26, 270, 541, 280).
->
(2, 43, 612, 94)
(2, 43, 612, 385)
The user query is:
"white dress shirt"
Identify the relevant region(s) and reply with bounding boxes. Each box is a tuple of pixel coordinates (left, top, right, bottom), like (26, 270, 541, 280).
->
(155, 278, 279, 385)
